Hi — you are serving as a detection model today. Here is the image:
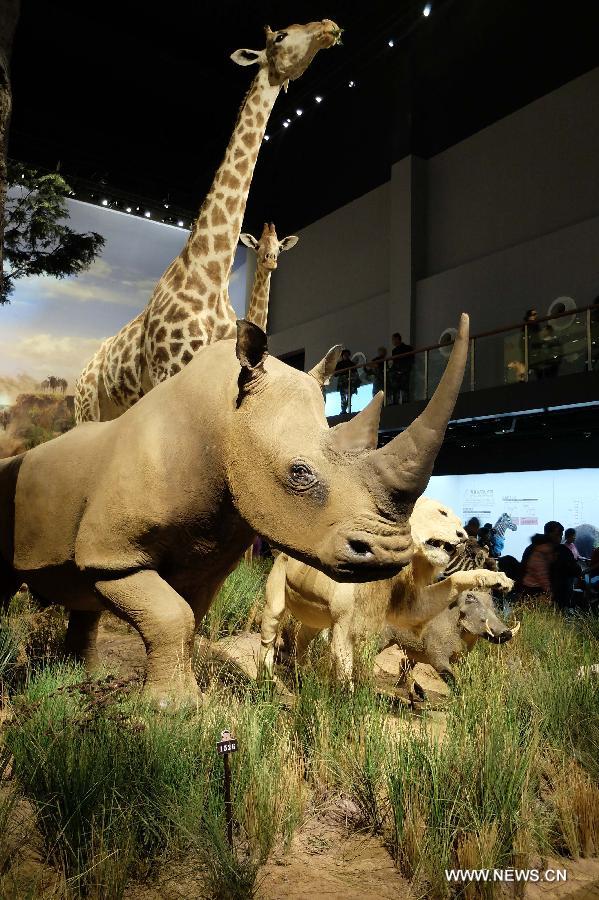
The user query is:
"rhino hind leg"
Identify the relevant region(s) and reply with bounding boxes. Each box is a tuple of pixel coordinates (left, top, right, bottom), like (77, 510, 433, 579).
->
(65, 610, 102, 670)
(95, 570, 197, 705)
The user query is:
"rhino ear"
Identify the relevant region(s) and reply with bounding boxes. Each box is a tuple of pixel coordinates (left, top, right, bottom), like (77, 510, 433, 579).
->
(308, 345, 343, 387)
(236, 319, 268, 370)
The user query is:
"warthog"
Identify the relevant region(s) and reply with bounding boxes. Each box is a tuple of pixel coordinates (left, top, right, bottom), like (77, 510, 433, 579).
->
(379, 589, 519, 681)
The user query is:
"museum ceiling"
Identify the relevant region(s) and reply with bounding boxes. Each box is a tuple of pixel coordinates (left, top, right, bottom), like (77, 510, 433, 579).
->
(9, 0, 599, 233)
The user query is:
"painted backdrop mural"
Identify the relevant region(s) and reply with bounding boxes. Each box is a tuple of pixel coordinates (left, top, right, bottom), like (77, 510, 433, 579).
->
(0, 198, 249, 405)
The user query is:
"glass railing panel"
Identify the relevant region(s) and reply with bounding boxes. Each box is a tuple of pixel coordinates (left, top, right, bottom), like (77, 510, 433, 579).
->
(526, 314, 588, 380)
(474, 327, 525, 390)
(426, 342, 471, 398)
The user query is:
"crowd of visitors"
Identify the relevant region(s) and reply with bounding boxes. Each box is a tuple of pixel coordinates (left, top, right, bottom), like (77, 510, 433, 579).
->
(465, 515, 599, 612)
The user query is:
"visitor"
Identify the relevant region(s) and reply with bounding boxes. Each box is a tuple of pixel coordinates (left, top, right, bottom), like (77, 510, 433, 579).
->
(389, 332, 414, 404)
(368, 346, 388, 398)
(478, 523, 493, 551)
(536, 323, 561, 379)
(591, 296, 599, 371)
(563, 528, 580, 561)
(334, 349, 357, 415)
(464, 517, 481, 539)
(520, 521, 581, 609)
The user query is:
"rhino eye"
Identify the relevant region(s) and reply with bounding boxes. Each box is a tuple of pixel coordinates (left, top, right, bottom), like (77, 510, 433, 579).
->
(288, 460, 317, 491)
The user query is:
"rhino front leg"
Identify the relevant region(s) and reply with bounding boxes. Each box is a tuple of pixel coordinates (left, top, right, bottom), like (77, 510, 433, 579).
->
(95, 570, 197, 704)
(65, 610, 101, 670)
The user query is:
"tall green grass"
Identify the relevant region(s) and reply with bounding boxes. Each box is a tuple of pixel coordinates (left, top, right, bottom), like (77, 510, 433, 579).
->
(1, 585, 598, 898)
(199, 560, 271, 642)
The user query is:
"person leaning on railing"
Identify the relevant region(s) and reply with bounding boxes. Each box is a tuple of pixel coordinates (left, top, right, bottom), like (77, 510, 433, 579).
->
(367, 346, 387, 398)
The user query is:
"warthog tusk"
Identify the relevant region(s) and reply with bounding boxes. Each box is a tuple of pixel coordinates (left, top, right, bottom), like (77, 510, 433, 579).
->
(485, 618, 494, 637)
(510, 621, 521, 637)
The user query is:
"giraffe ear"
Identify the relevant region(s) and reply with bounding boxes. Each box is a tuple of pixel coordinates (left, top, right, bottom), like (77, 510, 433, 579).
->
(231, 48, 266, 67)
(239, 233, 259, 252)
(279, 235, 299, 252)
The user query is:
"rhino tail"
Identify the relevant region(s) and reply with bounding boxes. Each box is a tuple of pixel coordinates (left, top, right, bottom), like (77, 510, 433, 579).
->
(0, 453, 26, 609)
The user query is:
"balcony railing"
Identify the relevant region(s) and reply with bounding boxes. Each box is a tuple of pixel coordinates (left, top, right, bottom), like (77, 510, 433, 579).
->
(324, 304, 599, 417)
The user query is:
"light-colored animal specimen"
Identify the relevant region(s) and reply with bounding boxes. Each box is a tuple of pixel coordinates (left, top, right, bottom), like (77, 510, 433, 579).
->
(379, 589, 519, 681)
(74, 19, 340, 423)
(1, 315, 469, 703)
(241, 223, 298, 331)
(259, 496, 514, 683)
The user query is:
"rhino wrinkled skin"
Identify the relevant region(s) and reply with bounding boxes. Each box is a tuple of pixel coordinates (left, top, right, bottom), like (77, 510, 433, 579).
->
(0, 317, 469, 702)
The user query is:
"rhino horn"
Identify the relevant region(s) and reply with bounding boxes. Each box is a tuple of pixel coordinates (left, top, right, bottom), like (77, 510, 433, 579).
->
(368, 314, 469, 500)
(308, 345, 343, 387)
(329, 392, 384, 452)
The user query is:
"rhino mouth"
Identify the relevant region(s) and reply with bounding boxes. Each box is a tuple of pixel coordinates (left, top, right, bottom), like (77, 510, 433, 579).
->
(333, 561, 404, 582)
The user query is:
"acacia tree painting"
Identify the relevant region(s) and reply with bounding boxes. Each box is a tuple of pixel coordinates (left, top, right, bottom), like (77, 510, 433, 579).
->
(1, 161, 105, 303)
(0, 0, 20, 274)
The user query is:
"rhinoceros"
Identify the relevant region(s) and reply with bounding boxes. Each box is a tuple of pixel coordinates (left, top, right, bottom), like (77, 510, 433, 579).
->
(259, 496, 513, 683)
(0, 317, 468, 702)
(379, 589, 519, 681)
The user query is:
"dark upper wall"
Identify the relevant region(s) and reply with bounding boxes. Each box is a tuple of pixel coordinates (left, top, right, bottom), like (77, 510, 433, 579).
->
(423, 67, 599, 277)
(268, 66, 599, 363)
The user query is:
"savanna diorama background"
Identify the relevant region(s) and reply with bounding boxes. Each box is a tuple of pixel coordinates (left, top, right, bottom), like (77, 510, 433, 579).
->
(0, 199, 248, 455)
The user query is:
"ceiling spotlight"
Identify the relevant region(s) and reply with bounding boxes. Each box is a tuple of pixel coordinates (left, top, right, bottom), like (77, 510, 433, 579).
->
(388, 39, 394, 47)
(315, 95, 323, 103)
(423, 2, 431, 15)
(296, 108, 303, 116)
(144, 211, 151, 218)
(101, 199, 108, 206)
(283, 120, 290, 128)
(348, 80, 355, 88)
(178, 220, 184, 227)
(164, 203, 169, 209)
(126, 207, 132, 213)
(136, 206, 140, 211)
(264, 134, 270, 141)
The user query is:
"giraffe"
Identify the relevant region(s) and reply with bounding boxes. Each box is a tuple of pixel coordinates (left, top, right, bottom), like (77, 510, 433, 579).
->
(75, 19, 341, 423)
(241, 222, 298, 331)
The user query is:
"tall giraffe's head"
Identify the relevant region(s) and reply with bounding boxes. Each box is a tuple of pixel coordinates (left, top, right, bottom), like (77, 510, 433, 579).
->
(231, 19, 342, 85)
(240, 223, 299, 271)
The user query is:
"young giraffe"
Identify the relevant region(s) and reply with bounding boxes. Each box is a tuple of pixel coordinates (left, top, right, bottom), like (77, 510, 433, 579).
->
(75, 19, 341, 423)
(241, 222, 298, 331)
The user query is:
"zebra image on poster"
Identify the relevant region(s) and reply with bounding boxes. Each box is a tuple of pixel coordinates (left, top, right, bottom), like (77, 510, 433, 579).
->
(426, 468, 599, 559)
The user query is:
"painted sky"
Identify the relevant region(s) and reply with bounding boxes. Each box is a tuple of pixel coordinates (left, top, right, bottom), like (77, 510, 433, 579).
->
(0, 199, 248, 404)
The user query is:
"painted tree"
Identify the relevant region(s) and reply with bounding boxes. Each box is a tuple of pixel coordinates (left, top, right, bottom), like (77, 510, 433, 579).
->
(0, 0, 20, 276)
(1, 161, 105, 303)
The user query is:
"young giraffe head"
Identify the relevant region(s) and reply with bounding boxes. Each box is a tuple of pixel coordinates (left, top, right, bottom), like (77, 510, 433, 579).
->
(231, 19, 342, 85)
(240, 223, 299, 271)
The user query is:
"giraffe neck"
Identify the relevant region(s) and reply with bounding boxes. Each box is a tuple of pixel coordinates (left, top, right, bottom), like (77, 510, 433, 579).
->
(183, 67, 280, 297)
(246, 264, 271, 332)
